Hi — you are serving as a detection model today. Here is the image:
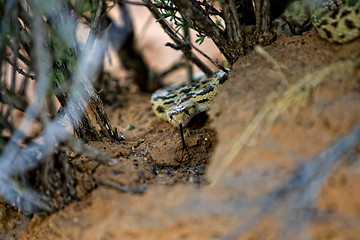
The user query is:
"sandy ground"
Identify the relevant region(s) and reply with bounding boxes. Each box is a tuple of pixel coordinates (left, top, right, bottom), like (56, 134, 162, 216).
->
(1, 28, 360, 239)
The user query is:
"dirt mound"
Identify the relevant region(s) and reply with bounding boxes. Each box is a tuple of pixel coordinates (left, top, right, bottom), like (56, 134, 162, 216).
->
(1, 29, 360, 240)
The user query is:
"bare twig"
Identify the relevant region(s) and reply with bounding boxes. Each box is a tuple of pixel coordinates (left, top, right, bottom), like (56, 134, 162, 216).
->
(163, 30, 213, 75)
(170, 0, 245, 64)
(143, 0, 212, 75)
(5, 57, 36, 80)
(96, 179, 147, 193)
(62, 134, 116, 166)
(88, 91, 123, 141)
(119, 0, 178, 10)
(17, 51, 32, 67)
(165, 30, 228, 73)
(187, 41, 229, 73)
(0, 0, 110, 214)
(0, 82, 29, 112)
(198, 1, 223, 17)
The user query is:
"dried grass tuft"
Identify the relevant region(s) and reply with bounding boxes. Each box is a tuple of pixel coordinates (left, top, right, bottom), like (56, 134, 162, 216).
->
(209, 47, 360, 183)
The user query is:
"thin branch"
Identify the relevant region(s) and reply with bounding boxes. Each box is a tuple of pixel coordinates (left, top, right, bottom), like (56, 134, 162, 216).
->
(123, 0, 222, 15)
(187, 41, 229, 73)
(143, 0, 212, 75)
(0, 82, 29, 112)
(17, 51, 32, 66)
(5, 57, 36, 80)
(198, 1, 223, 17)
(165, 30, 228, 73)
(62, 134, 116, 166)
(163, 29, 212, 74)
(117, 0, 177, 10)
(170, 0, 225, 45)
(96, 179, 147, 193)
(170, 0, 245, 64)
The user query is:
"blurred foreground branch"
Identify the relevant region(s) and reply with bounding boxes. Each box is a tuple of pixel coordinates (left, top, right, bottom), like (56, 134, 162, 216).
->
(225, 124, 360, 239)
(0, 0, 129, 213)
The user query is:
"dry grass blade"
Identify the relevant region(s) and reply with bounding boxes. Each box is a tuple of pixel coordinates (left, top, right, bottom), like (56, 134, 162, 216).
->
(209, 54, 360, 183)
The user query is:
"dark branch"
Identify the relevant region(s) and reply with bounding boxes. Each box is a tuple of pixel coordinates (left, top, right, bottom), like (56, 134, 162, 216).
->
(62, 134, 116, 166)
(143, 0, 212, 75)
(165, 42, 189, 50)
(222, 0, 246, 50)
(5, 57, 36, 80)
(0, 83, 29, 112)
(96, 179, 147, 193)
(170, 0, 245, 64)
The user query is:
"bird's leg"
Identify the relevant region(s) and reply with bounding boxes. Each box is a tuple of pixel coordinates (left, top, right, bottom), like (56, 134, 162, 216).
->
(179, 124, 190, 158)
